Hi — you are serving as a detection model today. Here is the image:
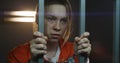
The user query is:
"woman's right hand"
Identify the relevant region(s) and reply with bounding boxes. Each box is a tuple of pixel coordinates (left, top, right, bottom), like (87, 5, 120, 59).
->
(30, 31, 48, 62)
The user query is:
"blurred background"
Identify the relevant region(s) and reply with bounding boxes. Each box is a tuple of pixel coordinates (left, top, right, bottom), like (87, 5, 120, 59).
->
(0, 0, 116, 63)
(0, 0, 37, 63)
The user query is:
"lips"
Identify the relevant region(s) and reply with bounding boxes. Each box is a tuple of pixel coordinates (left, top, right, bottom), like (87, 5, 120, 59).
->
(51, 34, 61, 39)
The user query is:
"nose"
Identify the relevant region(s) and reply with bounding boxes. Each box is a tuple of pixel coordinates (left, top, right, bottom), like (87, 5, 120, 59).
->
(53, 21, 61, 31)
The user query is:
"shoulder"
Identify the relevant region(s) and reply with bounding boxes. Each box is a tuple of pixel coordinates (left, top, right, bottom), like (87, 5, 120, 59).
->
(65, 41, 74, 48)
(65, 41, 74, 55)
(62, 41, 74, 54)
(59, 41, 75, 61)
(59, 39, 74, 50)
(8, 42, 31, 63)
(10, 42, 30, 54)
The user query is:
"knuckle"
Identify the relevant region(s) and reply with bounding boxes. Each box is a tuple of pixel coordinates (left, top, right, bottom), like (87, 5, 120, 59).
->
(39, 44, 45, 48)
(36, 44, 47, 50)
(80, 38, 89, 43)
(39, 50, 47, 54)
(83, 38, 88, 41)
(77, 41, 81, 45)
(35, 38, 47, 44)
(77, 50, 82, 54)
(77, 46, 81, 50)
(30, 44, 36, 49)
(33, 32, 43, 38)
(82, 43, 88, 47)
(74, 37, 80, 41)
(84, 32, 90, 36)
(31, 49, 36, 53)
(35, 38, 41, 41)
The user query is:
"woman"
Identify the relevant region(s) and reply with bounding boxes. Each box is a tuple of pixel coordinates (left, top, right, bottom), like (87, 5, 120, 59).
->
(8, 0, 91, 63)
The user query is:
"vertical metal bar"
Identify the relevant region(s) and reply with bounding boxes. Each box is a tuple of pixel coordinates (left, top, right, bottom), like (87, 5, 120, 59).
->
(79, 0, 86, 63)
(38, 0, 44, 63)
(113, 0, 119, 63)
(80, 0, 86, 34)
(38, 0, 44, 33)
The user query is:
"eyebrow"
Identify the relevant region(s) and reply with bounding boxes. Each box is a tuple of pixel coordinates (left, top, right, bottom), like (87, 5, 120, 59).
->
(45, 15, 67, 19)
(45, 15, 57, 19)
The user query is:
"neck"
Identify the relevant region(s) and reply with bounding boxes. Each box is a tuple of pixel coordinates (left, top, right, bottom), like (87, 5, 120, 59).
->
(47, 41, 59, 51)
(46, 40, 59, 58)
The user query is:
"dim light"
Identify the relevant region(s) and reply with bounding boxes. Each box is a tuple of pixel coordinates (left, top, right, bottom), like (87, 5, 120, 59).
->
(5, 11, 36, 16)
(4, 11, 36, 22)
(4, 17, 35, 22)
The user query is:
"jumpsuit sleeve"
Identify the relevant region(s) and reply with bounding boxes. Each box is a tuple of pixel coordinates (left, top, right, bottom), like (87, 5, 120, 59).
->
(8, 43, 31, 63)
(8, 51, 19, 63)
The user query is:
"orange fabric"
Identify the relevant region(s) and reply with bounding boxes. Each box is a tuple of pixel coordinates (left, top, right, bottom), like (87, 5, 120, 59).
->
(8, 43, 31, 63)
(8, 40, 78, 63)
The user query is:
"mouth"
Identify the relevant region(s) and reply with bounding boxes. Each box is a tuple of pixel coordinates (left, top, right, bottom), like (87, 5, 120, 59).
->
(50, 34, 61, 39)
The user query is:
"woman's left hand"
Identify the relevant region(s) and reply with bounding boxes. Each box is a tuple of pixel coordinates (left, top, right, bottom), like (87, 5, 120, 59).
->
(74, 32, 91, 56)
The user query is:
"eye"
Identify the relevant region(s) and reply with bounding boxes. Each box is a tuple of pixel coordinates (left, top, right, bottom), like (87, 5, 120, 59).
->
(45, 16, 56, 23)
(61, 18, 68, 24)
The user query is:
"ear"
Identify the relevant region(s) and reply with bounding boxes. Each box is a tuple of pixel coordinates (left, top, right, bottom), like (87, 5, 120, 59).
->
(33, 22, 38, 32)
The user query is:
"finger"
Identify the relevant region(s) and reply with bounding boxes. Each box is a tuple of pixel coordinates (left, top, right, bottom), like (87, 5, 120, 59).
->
(35, 38, 47, 44)
(33, 31, 48, 41)
(80, 32, 90, 39)
(44, 36, 48, 41)
(36, 44, 47, 50)
(77, 38, 90, 45)
(31, 44, 47, 50)
(31, 49, 47, 55)
(74, 37, 81, 42)
(74, 32, 90, 43)
(33, 31, 43, 38)
(83, 32, 90, 37)
(77, 46, 91, 54)
(77, 43, 90, 49)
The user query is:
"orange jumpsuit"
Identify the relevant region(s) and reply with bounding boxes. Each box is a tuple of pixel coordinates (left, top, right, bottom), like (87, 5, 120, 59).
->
(8, 40, 79, 63)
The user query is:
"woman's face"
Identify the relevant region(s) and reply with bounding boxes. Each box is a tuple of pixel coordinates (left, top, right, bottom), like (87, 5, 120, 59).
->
(44, 4, 68, 42)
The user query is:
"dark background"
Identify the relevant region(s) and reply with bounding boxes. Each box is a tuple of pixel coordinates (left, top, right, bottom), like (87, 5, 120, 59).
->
(0, 0, 114, 63)
(86, 0, 114, 63)
(0, 0, 37, 63)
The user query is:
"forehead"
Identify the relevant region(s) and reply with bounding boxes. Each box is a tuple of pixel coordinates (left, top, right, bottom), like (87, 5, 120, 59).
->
(45, 4, 67, 17)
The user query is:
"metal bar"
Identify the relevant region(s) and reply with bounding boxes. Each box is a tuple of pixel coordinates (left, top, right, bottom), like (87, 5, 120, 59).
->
(79, 0, 86, 63)
(38, 0, 44, 63)
(80, 0, 86, 34)
(38, 0, 44, 33)
(113, 0, 119, 63)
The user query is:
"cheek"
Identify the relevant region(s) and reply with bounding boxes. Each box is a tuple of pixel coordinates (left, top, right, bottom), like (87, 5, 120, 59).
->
(45, 23, 52, 34)
(61, 25, 67, 32)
